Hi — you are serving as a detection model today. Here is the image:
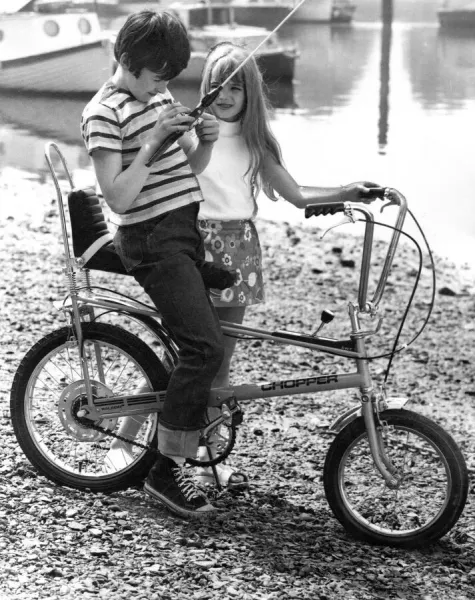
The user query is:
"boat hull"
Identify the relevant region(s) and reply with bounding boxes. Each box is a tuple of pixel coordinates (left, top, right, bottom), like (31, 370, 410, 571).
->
(331, 1, 356, 23)
(438, 9, 475, 28)
(166, 1, 292, 29)
(0, 41, 112, 93)
(177, 48, 296, 83)
(290, 0, 333, 22)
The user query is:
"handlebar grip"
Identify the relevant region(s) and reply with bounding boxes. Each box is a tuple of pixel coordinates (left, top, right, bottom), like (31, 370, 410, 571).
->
(304, 202, 345, 219)
(359, 187, 386, 200)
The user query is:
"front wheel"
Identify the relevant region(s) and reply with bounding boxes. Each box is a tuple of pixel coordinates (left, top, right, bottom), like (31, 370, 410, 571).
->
(10, 323, 170, 493)
(323, 409, 468, 548)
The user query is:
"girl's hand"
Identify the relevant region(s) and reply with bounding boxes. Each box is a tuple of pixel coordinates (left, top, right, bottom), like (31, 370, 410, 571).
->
(340, 181, 382, 203)
(149, 102, 194, 144)
(195, 113, 219, 144)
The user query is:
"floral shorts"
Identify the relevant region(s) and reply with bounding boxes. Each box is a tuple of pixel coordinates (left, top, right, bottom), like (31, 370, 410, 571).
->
(197, 218, 264, 307)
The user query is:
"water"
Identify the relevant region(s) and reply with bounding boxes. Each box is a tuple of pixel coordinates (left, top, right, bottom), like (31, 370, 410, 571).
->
(1, 16, 475, 268)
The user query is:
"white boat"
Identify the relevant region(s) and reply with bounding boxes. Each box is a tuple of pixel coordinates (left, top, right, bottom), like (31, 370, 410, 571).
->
(35, 0, 127, 16)
(438, 0, 475, 28)
(0, 3, 114, 93)
(165, 3, 298, 83)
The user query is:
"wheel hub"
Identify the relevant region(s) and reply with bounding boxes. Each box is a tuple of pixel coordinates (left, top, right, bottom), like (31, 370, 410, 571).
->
(58, 380, 118, 442)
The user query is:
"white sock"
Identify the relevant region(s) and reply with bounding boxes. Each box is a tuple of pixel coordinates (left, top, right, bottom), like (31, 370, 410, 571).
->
(163, 454, 186, 466)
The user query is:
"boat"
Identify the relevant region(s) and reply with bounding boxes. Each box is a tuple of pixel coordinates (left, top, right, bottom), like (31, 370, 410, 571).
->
(34, 0, 125, 15)
(331, 0, 356, 23)
(163, 0, 293, 29)
(438, 1, 475, 28)
(0, 2, 114, 94)
(163, 3, 298, 83)
(289, 0, 332, 22)
(166, 0, 355, 27)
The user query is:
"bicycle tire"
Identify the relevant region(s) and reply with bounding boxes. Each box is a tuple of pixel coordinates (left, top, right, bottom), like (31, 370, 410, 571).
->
(323, 409, 468, 548)
(10, 322, 170, 492)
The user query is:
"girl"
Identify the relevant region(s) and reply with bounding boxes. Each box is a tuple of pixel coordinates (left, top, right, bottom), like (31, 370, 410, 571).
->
(197, 42, 376, 389)
(194, 42, 376, 487)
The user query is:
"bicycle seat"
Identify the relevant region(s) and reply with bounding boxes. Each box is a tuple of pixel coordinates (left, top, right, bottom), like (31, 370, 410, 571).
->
(68, 188, 129, 275)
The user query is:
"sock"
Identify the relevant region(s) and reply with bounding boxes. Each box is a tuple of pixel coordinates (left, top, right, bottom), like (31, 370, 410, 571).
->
(162, 454, 186, 466)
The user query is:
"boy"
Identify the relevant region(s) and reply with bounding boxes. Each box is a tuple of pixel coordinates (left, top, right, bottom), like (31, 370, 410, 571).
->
(81, 10, 231, 517)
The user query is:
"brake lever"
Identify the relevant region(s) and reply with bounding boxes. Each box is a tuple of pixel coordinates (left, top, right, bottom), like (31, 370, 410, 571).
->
(380, 188, 400, 213)
(320, 204, 356, 239)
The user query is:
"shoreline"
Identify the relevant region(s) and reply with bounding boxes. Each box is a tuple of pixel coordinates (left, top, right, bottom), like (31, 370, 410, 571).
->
(2, 164, 475, 282)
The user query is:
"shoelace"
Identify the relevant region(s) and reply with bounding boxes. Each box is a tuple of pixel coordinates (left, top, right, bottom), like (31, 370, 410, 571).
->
(172, 465, 204, 501)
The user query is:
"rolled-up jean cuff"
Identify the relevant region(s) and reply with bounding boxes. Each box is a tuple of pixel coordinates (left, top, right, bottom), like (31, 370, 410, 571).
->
(157, 423, 200, 459)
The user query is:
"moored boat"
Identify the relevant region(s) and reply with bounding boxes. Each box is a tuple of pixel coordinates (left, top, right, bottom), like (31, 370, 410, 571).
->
(165, 3, 298, 83)
(289, 0, 332, 22)
(0, 4, 113, 94)
(331, 0, 356, 23)
(34, 0, 127, 16)
(165, 0, 293, 29)
(438, 1, 475, 28)
(184, 24, 297, 82)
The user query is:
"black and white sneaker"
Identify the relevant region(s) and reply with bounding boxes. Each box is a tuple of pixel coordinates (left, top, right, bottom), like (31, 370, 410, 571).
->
(144, 454, 216, 518)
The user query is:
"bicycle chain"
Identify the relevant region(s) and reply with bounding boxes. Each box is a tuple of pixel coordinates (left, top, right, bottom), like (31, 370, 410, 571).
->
(76, 414, 158, 454)
(75, 402, 242, 455)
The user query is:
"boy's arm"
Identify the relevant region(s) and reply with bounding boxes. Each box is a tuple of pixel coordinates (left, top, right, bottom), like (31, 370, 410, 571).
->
(261, 155, 378, 208)
(178, 113, 219, 174)
(89, 102, 194, 213)
(91, 143, 158, 214)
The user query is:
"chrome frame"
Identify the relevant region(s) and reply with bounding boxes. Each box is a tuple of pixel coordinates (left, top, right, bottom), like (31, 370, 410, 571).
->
(44, 142, 409, 487)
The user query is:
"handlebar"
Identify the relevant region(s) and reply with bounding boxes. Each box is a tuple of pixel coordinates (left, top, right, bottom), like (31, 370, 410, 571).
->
(304, 187, 387, 219)
(302, 187, 408, 312)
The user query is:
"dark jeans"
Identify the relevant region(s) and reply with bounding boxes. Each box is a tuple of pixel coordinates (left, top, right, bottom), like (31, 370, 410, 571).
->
(114, 203, 225, 454)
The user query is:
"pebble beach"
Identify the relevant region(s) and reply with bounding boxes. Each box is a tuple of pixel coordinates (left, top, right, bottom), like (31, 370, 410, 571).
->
(1, 170, 475, 600)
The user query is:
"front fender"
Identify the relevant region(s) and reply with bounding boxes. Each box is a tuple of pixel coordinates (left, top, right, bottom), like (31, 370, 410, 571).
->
(329, 397, 409, 434)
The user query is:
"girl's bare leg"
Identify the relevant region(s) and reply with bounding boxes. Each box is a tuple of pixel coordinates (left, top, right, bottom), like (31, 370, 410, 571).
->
(197, 306, 247, 486)
(212, 305, 246, 388)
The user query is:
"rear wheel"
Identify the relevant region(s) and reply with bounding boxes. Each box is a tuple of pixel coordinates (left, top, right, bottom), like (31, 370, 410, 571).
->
(10, 322, 169, 492)
(323, 409, 468, 548)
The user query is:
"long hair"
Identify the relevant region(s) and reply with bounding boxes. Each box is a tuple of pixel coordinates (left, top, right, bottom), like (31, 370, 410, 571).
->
(200, 42, 283, 200)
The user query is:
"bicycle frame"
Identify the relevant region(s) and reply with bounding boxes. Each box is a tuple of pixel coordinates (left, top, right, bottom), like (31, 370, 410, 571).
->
(45, 142, 409, 488)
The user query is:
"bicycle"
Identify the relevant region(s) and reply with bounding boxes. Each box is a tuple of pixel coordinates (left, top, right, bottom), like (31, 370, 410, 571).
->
(9, 142, 468, 549)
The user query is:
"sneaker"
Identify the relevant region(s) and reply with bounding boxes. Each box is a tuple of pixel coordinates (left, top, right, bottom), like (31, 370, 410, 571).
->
(103, 443, 134, 473)
(144, 454, 216, 518)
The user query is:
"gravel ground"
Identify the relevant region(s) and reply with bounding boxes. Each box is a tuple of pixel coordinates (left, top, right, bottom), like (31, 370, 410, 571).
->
(1, 172, 475, 600)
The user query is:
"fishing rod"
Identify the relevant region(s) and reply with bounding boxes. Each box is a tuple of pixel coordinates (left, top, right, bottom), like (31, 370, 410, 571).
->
(145, 0, 308, 167)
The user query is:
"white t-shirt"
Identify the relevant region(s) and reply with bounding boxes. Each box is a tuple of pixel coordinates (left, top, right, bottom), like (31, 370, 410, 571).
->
(197, 120, 257, 221)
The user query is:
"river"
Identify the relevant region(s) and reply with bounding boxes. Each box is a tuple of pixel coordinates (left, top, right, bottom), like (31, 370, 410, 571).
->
(1, 12, 475, 267)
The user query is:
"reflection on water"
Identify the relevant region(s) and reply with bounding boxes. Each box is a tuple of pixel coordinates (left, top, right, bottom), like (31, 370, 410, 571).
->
(1, 22, 475, 265)
(406, 27, 475, 111)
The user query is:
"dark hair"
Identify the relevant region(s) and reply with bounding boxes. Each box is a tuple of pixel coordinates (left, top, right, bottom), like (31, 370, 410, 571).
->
(114, 10, 190, 80)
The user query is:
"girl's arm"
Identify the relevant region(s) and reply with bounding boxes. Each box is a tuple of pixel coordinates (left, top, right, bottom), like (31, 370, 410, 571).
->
(261, 155, 378, 209)
(178, 113, 219, 174)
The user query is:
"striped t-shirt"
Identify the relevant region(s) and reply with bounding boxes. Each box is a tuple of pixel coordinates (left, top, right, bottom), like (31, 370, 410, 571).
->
(81, 80, 203, 226)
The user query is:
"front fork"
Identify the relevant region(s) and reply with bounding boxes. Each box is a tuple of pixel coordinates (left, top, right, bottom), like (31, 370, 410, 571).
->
(350, 303, 402, 489)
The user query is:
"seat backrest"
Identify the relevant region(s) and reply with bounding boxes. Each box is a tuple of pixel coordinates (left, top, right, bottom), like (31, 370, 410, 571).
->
(67, 187, 128, 275)
(68, 187, 111, 258)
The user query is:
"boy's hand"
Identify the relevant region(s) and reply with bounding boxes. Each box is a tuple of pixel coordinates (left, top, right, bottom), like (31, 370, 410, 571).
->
(150, 102, 194, 143)
(194, 113, 219, 145)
